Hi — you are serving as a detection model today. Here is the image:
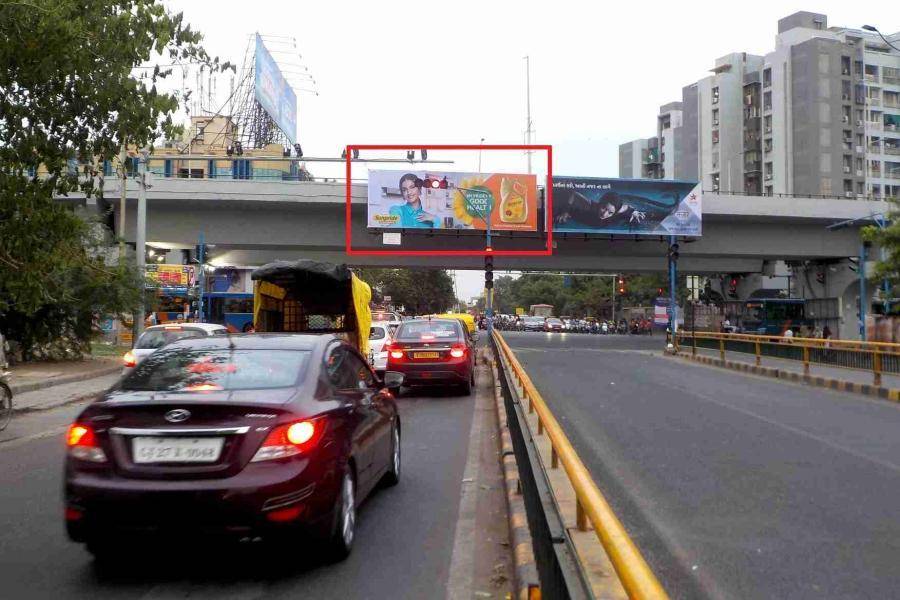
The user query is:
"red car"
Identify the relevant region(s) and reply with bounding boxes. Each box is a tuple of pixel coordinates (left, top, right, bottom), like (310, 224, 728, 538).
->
(64, 334, 402, 561)
(385, 319, 475, 395)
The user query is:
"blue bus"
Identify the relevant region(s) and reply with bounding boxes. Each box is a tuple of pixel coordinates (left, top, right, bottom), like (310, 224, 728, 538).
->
(203, 292, 254, 333)
(739, 299, 812, 335)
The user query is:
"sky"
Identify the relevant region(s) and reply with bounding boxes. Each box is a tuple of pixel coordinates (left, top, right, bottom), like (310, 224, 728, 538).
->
(165, 0, 897, 300)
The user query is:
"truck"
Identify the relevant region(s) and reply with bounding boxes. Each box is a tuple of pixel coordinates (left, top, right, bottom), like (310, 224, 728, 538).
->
(529, 304, 554, 318)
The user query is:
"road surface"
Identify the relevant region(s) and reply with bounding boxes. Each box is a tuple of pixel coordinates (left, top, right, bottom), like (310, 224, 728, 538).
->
(502, 331, 900, 600)
(0, 368, 510, 599)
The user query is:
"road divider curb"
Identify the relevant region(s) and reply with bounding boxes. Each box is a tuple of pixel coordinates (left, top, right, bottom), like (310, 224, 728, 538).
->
(672, 351, 900, 403)
(9, 363, 121, 395)
(489, 353, 541, 600)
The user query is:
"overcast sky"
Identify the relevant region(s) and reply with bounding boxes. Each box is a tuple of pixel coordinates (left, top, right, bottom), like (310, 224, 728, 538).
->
(166, 0, 897, 300)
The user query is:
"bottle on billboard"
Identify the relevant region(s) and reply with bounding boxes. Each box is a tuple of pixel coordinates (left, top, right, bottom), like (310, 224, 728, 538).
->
(500, 177, 528, 224)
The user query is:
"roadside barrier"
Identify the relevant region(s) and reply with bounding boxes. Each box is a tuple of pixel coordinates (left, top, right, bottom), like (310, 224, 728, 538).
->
(676, 331, 900, 387)
(493, 331, 669, 600)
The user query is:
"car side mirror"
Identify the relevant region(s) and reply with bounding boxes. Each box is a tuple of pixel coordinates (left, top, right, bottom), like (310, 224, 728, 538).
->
(383, 371, 404, 389)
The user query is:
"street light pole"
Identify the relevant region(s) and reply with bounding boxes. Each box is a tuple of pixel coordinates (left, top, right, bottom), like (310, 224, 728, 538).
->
(524, 55, 533, 175)
(134, 148, 149, 341)
(478, 137, 485, 172)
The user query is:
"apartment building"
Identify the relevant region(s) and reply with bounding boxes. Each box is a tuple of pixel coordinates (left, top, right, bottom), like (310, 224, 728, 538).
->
(617, 102, 684, 180)
(620, 12, 900, 199)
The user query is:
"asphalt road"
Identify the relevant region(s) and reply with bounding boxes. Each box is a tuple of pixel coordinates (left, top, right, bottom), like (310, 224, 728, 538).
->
(0, 375, 509, 599)
(502, 331, 900, 600)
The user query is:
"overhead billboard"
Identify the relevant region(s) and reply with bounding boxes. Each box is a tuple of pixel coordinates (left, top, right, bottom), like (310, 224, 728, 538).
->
(145, 265, 196, 293)
(367, 170, 538, 231)
(551, 177, 701, 236)
(254, 34, 297, 144)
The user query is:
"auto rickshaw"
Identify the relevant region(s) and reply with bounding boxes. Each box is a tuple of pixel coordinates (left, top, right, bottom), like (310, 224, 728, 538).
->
(252, 259, 372, 355)
(434, 312, 476, 336)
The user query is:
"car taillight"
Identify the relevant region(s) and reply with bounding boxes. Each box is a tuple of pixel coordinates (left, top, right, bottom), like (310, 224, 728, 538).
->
(66, 424, 107, 463)
(123, 350, 136, 368)
(252, 418, 324, 462)
(450, 345, 466, 358)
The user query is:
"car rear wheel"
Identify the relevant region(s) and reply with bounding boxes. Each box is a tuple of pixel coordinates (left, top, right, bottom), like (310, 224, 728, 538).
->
(382, 422, 401, 487)
(325, 469, 356, 561)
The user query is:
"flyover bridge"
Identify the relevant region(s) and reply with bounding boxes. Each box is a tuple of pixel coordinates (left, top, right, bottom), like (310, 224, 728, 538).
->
(81, 177, 885, 274)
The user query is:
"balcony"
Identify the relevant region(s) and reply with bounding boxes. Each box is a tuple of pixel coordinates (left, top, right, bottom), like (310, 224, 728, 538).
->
(857, 145, 865, 154)
(744, 160, 762, 173)
(869, 144, 883, 153)
(843, 165, 852, 173)
(865, 73, 878, 82)
(868, 97, 882, 106)
(886, 146, 900, 156)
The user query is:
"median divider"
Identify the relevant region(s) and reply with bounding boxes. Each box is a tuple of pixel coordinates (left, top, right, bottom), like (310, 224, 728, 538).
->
(492, 331, 669, 600)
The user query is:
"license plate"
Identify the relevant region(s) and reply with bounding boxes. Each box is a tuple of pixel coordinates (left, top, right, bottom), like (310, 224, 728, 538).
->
(132, 437, 224, 464)
(414, 352, 440, 359)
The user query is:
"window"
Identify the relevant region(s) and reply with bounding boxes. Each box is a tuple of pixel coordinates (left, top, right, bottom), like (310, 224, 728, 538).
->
(763, 68, 772, 87)
(765, 185, 773, 196)
(712, 130, 720, 144)
(327, 346, 374, 390)
(369, 326, 387, 340)
(844, 179, 853, 193)
(712, 86, 720, 104)
(763, 91, 772, 111)
(396, 320, 461, 341)
(122, 349, 310, 392)
(841, 56, 851, 76)
(712, 108, 719, 125)
(135, 328, 207, 350)
(857, 181, 865, 195)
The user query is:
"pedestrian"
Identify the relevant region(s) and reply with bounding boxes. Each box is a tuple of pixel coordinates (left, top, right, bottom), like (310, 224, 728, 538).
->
(783, 327, 794, 342)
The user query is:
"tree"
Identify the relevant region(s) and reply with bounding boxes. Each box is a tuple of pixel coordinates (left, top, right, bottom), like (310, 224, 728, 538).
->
(356, 268, 456, 315)
(0, 0, 230, 357)
(863, 213, 899, 292)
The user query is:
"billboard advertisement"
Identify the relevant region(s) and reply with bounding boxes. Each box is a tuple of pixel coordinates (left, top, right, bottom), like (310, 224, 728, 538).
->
(551, 177, 701, 236)
(145, 265, 196, 292)
(254, 34, 297, 144)
(367, 170, 538, 231)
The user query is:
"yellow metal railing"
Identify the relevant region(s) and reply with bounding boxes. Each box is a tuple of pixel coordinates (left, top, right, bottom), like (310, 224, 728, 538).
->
(676, 331, 900, 387)
(493, 331, 669, 600)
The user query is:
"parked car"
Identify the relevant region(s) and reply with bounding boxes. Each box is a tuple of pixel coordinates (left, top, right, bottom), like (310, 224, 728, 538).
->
(122, 323, 228, 375)
(385, 318, 475, 395)
(65, 334, 402, 562)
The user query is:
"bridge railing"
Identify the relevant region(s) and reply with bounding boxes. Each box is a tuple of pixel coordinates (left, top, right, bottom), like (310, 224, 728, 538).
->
(492, 330, 669, 600)
(676, 331, 900, 386)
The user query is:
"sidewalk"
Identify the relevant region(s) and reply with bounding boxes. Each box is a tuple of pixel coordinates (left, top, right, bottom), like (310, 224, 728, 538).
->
(681, 345, 900, 390)
(6, 358, 121, 395)
(11, 373, 121, 414)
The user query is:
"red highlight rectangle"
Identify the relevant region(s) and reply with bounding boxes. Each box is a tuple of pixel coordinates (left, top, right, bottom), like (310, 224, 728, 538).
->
(345, 144, 553, 257)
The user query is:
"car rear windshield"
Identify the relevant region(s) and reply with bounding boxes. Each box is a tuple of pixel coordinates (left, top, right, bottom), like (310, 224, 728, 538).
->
(396, 320, 460, 341)
(135, 328, 208, 349)
(120, 349, 310, 392)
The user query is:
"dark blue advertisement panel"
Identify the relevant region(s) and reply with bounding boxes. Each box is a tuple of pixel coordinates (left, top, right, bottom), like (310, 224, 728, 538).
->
(551, 177, 702, 236)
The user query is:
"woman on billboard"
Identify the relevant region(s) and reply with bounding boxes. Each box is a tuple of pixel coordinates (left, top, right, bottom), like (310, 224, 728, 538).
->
(554, 187, 682, 231)
(390, 173, 437, 228)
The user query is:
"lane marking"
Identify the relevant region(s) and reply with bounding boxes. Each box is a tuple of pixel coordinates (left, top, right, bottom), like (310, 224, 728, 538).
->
(445, 369, 489, 600)
(665, 382, 900, 474)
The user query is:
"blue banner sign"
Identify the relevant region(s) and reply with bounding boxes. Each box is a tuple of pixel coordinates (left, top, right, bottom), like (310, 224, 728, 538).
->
(551, 177, 701, 236)
(254, 34, 297, 144)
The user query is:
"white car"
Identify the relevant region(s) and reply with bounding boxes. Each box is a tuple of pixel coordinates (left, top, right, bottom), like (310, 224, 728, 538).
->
(122, 323, 228, 375)
(368, 321, 394, 375)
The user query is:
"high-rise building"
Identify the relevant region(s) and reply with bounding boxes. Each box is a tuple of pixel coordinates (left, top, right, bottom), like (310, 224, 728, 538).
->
(618, 102, 684, 180)
(620, 12, 900, 199)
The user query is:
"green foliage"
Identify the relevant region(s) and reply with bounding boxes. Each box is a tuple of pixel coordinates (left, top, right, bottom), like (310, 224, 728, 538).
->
(356, 268, 456, 315)
(863, 208, 899, 288)
(0, 0, 229, 358)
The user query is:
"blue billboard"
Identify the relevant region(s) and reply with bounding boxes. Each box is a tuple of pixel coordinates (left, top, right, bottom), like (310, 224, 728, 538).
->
(254, 34, 297, 144)
(551, 177, 701, 236)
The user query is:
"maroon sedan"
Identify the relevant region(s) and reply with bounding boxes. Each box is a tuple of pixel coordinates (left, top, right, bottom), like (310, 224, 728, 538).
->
(385, 319, 475, 395)
(64, 334, 402, 561)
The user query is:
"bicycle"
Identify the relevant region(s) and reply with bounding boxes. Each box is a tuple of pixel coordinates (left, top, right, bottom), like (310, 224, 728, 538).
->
(0, 370, 11, 431)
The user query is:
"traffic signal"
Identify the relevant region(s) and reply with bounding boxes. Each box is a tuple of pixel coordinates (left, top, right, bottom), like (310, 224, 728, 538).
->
(485, 256, 494, 290)
(667, 243, 680, 262)
(816, 271, 825, 284)
(657, 287, 664, 297)
(728, 277, 738, 298)
(439, 176, 449, 189)
(617, 276, 626, 294)
(421, 177, 441, 190)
